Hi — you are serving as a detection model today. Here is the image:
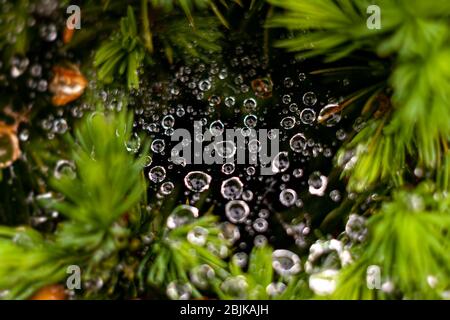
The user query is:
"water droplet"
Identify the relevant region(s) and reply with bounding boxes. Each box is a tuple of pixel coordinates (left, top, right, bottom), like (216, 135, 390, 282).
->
(19, 129, 29, 141)
(279, 189, 297, 207)
(126, 133, 141, 153)
(219, 222, 240, 244)
(289, 133, 307, 152)
(160, 181, 174, 195)
(242, 190, 253, 201)
(161, 115, 175, 129)
(167, 205, 199, 229)
(308, 171, 328, 196)
(246, 166, 256, 176)
(208, 95, 221, 107)
(381, 281, 395, 294)
(151, 139, 165, 153)
(222, 163, 235, 175)
(272, 249, 301, 276)
(414, 167, 424, 178)
(345, 214, 367, 242)
(258, 209, 269, 219)
(302, 92, 317, 106)
(187, 226, 209, 246)
(318, 104, 341, 127)
(253, 218, 268, 233)
(353, 117, 366, 132)
(240, 127, 253, 137)
(209, 120, 224, 136)
(221, 177, 244, 200)
(143, 155, 152, 167)
(215, 140, 236, 158)
(220, 276, 248, 299)
(37, 79, 48, 92)
(308, 269, 339, 296)
(284, 77, 294, 88)
(166, 281, 192, 300)
(336, 129, 347, 141)
(282, 94, 291, 104)
(251, 78, 273, 99)
(280, 116, 296, 129)
(52, 119, 68, 134)
(224, 96, 235, 107)
(248, 139, 261, 154)
(266, 282, 286, 297)
(267, 130, 277, 140)
(426, 275, 438, 289)
(243, 98, 257, 111)
(329, 190, 341, 202)
(244, 114, 258, 128)
(30, 215, 49, 227)
(10, 56, 29, 78)
(300, 108, 316, 124)
(176, 107, 185, 117)
(190, 264, 215, 289)
(39, 23, 57, 41)
(219, 68, 228, 79)
(305, 239, 351, 274)
(232, 252, 248, 268)
(253, 234, 268, 248)
(0, 290, 10, 299)
(207, 243, 229, 258)
(54, 160, 76, 179)
(30, 64, 42, 77)
(198, 79, 211, 91)
(184, 171, 212, 193)
(148, 166, 166, 183)
(225, 200, 250, 223)
(271, 151, 290, 174)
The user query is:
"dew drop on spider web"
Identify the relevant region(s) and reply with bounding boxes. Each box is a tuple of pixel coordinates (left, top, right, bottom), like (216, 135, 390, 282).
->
(302, 92, 317, 106)
(232, 252, 248, 268)
(290, 133, 307, 153)
(272, 151, 290, 174)
(266, 282, 286, 297)
(209, 120, 225, 136)
(225, 200, 250, 223)
(190, 264, 215, 289)
(166, 281, 192, 300)
(148, 166, 166, 183)
(221, 163, 235, 175)
(272, 249, 301, 276)
(318, 104, 342, 127)
(243, 98, 257, 111)
(280, 116, 296, 129)
(125, 132, 141, 153)
(308, 171, 328, 196)
(279, 189, 297, 207)
(253, 218, 268, 233)
(159, 181, 174, 196)
(221, 177, 244, 200)
(166, 205, 199, 229)
(151, 139, 165, 153)
(300, 108, 316, 124)
(184, 171, 212, 193)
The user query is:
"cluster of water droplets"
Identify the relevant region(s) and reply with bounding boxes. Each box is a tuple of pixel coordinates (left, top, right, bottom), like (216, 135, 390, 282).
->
(123, 44, 363, 266)
(0, 15, 377, 297)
